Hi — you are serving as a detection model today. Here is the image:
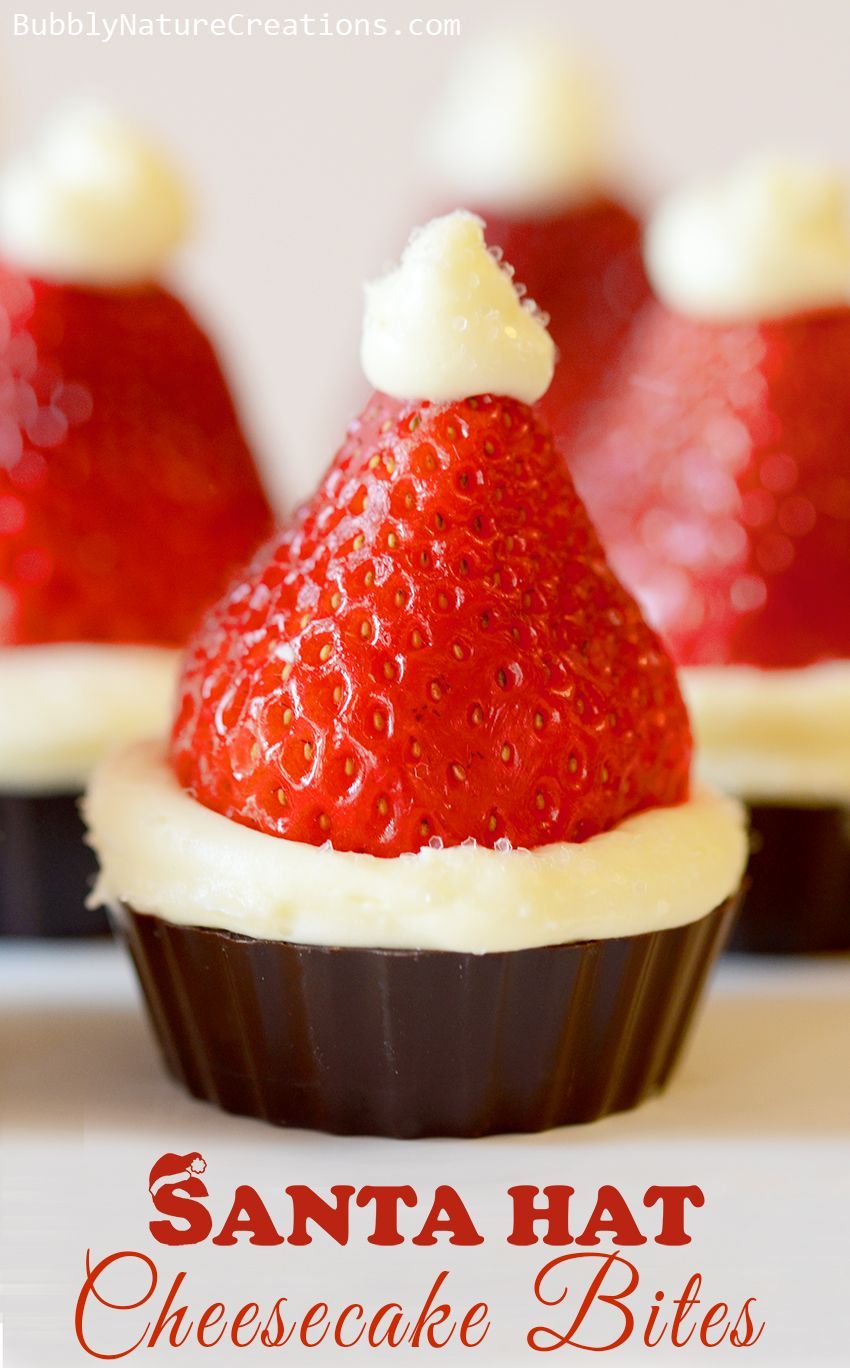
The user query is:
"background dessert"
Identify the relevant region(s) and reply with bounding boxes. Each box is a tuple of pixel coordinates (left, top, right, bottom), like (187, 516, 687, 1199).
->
(424, 31, 647, 443)
(8, 3, 849, 504)
(87, 213, 746, 1136)
(568, 157, 850, 952)
(0, 106, 274, 935)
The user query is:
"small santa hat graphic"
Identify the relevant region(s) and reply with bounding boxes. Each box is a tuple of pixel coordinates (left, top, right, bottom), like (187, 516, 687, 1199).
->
(149, 1152, 207, 1198)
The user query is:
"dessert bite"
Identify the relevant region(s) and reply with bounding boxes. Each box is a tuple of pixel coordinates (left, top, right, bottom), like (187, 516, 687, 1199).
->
(86, 212, 746, 1137)
(0, 106, 274, 935)
(424, 33, 648, 439)
(568, 157, 850, 952)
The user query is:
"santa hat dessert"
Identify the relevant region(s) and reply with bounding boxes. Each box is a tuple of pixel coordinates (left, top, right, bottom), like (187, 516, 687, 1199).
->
(0, 105, 274, 935)
(567, 157, 850, 952)
(87, 212, 746, 1136)
(424, 31, 648, 442)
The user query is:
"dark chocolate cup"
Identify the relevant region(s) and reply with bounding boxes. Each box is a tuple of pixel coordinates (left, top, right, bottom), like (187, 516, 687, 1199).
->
(113, 896, 738, 1138)
(729, 802, 850, 955)
(0, 792, 105, 937)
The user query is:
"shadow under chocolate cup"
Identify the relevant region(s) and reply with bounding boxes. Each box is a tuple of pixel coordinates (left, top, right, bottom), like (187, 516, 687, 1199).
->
(0, 791, 105, 937)
(729, 802, 850, 955)
(112, 896, 739, 1139)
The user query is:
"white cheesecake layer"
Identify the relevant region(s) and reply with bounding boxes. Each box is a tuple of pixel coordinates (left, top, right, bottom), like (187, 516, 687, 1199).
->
(85, 740, 747, 954)
(682, 661, 850, 804)
(0, 645, 179, 793)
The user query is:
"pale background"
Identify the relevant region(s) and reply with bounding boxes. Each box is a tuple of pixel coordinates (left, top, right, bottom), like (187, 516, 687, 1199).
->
(4, 0, 850, 509)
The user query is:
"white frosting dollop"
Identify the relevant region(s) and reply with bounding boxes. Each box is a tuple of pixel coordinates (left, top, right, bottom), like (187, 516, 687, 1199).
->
(361, 211, 555, 403)
(0, 645, 179, 792)
(645, 157, 850, 322)
(424, 32, 611, 213)
(0, 104, 191, 287)
(683, 661, 850, 804)
(85, 741, 747, 954)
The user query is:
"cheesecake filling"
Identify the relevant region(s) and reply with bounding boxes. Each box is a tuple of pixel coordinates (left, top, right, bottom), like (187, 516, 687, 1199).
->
(0, 644, 179, 793)
(85, 740, 747, 954)
(682, 660, 850, 804)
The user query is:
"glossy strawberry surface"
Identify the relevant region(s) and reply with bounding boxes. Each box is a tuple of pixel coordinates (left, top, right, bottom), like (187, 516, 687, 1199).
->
(480, 197, 648, 438)
(569, 301, 850, 667)
(0, 269, 274, 645)
(172, 392, 690, 857)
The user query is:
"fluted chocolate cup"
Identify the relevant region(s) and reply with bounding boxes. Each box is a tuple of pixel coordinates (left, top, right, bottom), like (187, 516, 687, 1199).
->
(728, 803, 850, 954)
(0, 792, 104, 937)
(112, 896, 738, 1138)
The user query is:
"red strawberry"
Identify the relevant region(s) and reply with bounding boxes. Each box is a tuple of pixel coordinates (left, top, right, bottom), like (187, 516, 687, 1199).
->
(568, 301, 850, 668)
(0, 267, 274, 645)
(480, 198, 648, 438)
(171, 390, 690, 858)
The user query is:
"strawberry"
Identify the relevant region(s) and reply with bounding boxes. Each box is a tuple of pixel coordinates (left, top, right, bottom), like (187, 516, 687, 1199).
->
(480, 198, 648, 439)
(171, 390, 691, 858)
(0, 267, 274, 645)
(568, 301, 850, 668)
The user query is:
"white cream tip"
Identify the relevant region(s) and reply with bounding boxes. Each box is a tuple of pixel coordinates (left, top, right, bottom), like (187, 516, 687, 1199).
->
(645, 156, 850, 322)
(360, 211, 555, 404)
(0, 103, 191, 287)
(424, 32, 611, 213)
